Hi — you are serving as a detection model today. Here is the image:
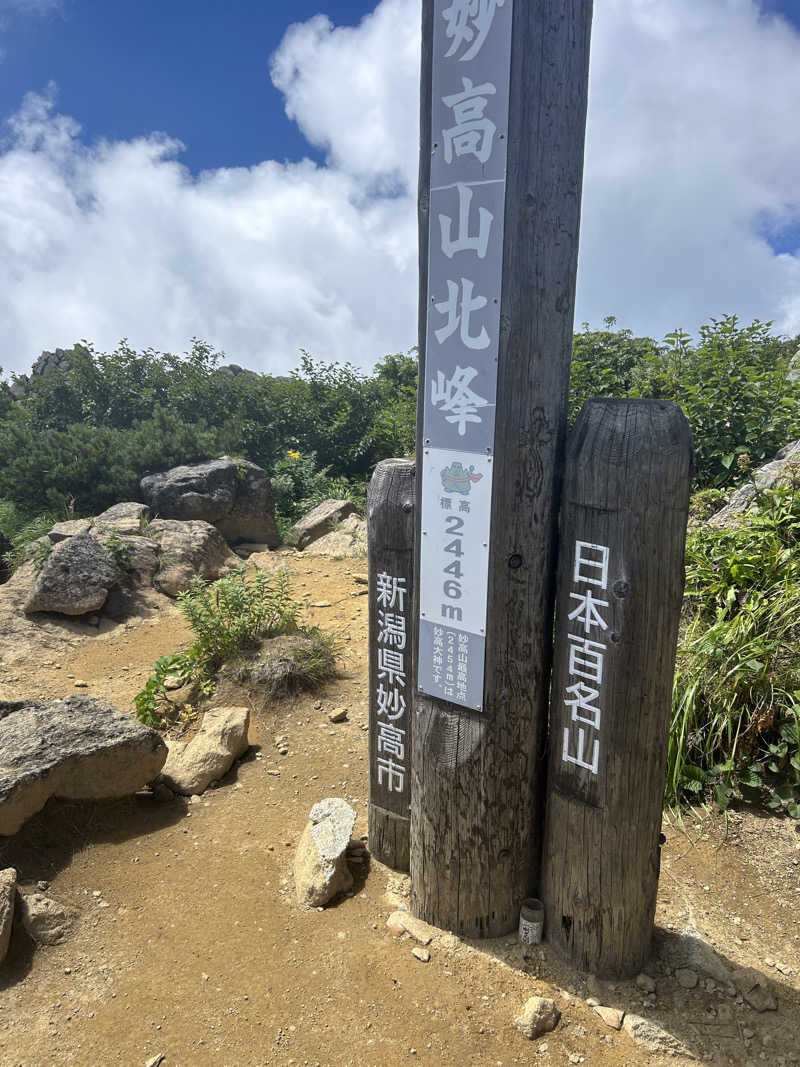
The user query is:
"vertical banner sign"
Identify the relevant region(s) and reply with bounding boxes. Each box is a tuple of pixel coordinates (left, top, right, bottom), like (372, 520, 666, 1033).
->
(368, 458, 415, 871)
(418, 0, 514, 712)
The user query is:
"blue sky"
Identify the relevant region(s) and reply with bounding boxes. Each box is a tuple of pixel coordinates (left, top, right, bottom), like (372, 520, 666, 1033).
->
(1, 0, 799, 375)
(0, 1, 376, 173)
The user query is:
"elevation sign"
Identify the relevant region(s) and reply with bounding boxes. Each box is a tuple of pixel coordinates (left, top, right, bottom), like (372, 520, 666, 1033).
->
(418, 0, 513, 712)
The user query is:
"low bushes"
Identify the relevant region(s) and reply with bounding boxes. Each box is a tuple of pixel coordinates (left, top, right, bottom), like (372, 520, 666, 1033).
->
(134, 567, 337, 727)
(668, 483, 800, 817)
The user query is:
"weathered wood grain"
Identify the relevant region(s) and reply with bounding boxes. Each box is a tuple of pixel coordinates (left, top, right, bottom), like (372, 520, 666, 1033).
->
(368, 458, 416, 872)
(541, 399, 693, 977)
(411, 0, 594, 938)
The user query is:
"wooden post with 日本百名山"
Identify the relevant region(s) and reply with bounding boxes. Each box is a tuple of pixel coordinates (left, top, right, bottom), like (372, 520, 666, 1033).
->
(411, 0, 594, 938)
(541, 399, 693, 977)
(367, 459, 416, 873)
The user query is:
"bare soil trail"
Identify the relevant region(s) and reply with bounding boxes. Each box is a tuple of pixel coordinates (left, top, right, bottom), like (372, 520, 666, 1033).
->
(0, 556, 798, 1066)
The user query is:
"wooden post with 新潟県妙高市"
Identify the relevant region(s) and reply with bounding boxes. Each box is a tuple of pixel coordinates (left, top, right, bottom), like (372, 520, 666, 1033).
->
(411, 0, 594, 938)
(541, 398, 693, 977)
(368, 458, 416, 873)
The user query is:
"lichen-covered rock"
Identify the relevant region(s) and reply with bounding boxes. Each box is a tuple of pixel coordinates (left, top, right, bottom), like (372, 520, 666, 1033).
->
(95, 532, 161, 586)
(294, 798, 357, 907)
(47, 519, 93, 543)
(0, 868, 16, 962)
(94, 502, 151, 535)
(513, 996, 561, 1040)
(709, 440, 800, 527)
(23, 533, 122, 615)
(286, 499, 358, 550)
(303, 513, 366, 557)
(158, 706, 250, 795)
(148, 519, 238, 597)
(0, 696, 167, 835)
(17, 891, 75, 945)
(140, 457, 279, 546)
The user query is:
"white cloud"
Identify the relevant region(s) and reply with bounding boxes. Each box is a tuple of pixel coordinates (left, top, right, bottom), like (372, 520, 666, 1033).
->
(577, 0, 800, 337)
(0, 0, 63, 17)
(0, 0, 799, 378)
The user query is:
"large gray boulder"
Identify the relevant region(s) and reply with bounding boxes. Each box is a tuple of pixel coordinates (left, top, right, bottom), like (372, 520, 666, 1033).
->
(148, 519, 238, 597)
(0, 697, 167, 836)
(709, 440, 800, 528)
(294, 798, 357, 907)
(140, 457, 279, 546)
(23, 533, 122, 615)
(286, 499, 358, 550)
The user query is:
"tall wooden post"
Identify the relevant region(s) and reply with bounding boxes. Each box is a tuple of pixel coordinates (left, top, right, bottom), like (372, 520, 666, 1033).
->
(368, 459, 416, 872)
(541, 399, 693, 977)
(411, 1, 594, 937)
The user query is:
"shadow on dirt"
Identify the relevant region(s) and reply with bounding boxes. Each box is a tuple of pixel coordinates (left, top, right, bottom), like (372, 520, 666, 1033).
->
(0, 784, 196, 989)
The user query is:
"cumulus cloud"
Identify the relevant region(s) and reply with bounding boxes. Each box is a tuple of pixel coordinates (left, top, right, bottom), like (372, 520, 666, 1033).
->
(577, 0, 800, 338)
(0, 0, 799, 378)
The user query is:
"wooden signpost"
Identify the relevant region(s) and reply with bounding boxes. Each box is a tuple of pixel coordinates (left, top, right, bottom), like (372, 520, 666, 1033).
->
(411, 0, 594, 938)
(368, 459, 416, 873)
(541, 399, 693, 976)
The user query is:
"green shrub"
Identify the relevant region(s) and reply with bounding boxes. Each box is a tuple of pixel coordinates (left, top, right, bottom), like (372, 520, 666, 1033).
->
(177, 567, 298, 675)
(0, 498, 62, 577)
(569, 317, 661, 425)
(133, 649, 203, 729)
(668, 483, 800, 817)
(134, 568, 335, 726)
(270, 450, 366, 540)
(636, 316, 800, 488)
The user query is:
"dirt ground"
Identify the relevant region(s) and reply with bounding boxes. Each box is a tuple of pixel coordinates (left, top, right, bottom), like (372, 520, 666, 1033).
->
(0, 555, 798, 1067)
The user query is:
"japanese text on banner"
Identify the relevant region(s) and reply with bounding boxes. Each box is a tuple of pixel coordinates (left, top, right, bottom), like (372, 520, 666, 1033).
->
(376, 572, 408, 794)
(561, 541, 611, 777)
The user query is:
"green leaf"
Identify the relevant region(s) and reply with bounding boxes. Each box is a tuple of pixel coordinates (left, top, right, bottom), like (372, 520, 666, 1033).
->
(773, 784, 795, 802)
(713, 784, 732, 811)
(738, 783, 763, 804)
(737, 766, 763, 789)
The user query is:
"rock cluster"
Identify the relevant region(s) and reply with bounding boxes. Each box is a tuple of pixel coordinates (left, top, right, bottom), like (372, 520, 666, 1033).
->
(8, 347, 75, 398)
(19, 505, 239, 617)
